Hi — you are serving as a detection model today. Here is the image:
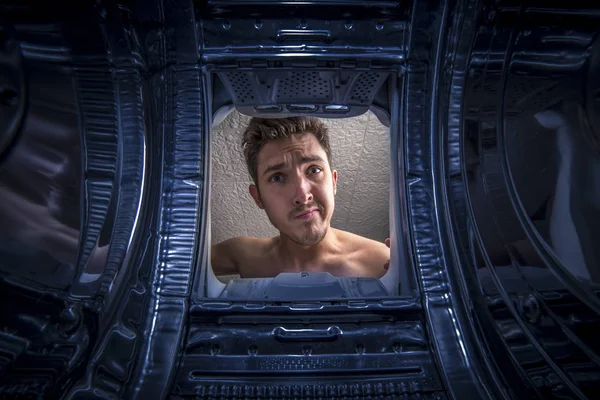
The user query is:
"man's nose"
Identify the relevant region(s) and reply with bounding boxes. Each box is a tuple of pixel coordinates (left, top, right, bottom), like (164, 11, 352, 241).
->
(293, 175, 313, 205)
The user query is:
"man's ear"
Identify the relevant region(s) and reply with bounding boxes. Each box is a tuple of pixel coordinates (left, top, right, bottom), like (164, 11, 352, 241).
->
(249, 184, 264, 209)
(332, 169, 338, 195)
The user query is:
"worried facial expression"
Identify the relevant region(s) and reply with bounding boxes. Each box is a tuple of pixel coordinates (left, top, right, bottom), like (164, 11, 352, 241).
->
(249, 133, 338, 246)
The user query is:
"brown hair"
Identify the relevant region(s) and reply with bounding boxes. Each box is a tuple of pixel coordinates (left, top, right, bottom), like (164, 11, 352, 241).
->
(241, 117, 332, 186)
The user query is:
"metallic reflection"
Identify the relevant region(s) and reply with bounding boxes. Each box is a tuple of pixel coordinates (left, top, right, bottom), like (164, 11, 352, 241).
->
(0, 68, 81, 288)
(462, 5, 600, 398)
(504, 37, 600, 285)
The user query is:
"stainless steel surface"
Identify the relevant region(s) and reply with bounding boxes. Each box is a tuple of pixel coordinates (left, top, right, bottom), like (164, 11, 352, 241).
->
(0, 40, 81, 289)
(0, 0, 599, 399)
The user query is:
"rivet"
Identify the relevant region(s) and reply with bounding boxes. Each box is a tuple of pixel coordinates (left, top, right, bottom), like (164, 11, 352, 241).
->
(248, 345, 258, 356)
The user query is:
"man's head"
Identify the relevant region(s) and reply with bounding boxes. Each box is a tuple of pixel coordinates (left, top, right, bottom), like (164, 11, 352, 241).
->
(241, 117, 338, 246)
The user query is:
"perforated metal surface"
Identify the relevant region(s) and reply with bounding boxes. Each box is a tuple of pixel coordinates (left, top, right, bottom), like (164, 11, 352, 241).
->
(217, 69, 390, 119)
(350, 72, 381, 103)
(226, 71, 254, 103)
(276, 71, 331, 102)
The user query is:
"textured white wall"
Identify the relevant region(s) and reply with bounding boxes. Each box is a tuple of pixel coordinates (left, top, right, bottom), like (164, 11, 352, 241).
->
(211, 110, 390, 244)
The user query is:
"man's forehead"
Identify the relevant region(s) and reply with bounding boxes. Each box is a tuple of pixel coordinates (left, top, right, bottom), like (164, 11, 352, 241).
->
(258, 133, 326, 169)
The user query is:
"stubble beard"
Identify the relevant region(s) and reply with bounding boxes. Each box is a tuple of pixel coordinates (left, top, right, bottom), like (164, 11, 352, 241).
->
(289, 219, 328, 246)
(287, 202, 330, 246)
(267, 207, 329, 246)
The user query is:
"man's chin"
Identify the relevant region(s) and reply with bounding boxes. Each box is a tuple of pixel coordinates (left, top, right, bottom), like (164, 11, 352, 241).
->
(289, 226, 328, 246)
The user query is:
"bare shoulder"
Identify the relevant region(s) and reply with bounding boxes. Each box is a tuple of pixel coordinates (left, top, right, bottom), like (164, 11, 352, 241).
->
(212, 236, 272, 275)
(336, 229, 388, 254)
(211, 236, 274, 277)
(228, 235, 269, 246)
(217, 236, 272, 256)
(334, 229, 389, 276)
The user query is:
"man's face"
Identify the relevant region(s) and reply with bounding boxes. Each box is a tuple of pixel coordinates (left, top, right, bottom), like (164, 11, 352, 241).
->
(249, 133, 337, 246)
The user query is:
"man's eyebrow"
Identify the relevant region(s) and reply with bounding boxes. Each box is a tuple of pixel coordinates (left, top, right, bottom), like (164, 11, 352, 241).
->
(300, 155, 326, 164)
(261, 155, 326, 177)
(262, 162, 285, 176)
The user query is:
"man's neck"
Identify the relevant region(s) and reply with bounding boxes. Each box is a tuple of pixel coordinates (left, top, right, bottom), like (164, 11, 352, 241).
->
(275, 228, 340, 271)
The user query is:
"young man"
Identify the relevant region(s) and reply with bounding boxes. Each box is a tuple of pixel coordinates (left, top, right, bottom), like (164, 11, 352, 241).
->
(211, 116, 390, 278)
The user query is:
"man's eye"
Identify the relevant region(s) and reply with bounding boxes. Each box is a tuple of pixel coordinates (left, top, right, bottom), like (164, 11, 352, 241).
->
(307, 166, 322, 175)
(269, 174, 284, 183)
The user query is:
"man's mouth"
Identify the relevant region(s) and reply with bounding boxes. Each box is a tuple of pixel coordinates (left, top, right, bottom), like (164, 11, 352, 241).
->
(295, 208, 319, 219)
